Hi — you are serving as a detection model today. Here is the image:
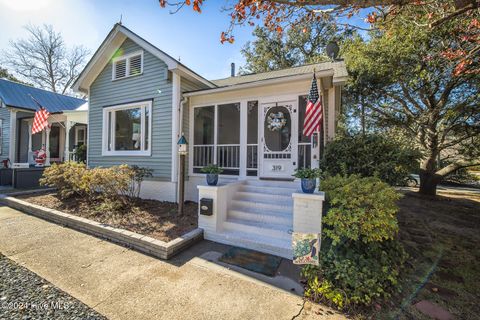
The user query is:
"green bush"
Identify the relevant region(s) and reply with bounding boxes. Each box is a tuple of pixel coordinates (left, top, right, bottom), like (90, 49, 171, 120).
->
(302, 174, 406, 310)
(320, 134, 420, 185)
(40, 162, 88, 199)
(303, 239, 407, 308)
(321, 175, 401, 244)
(40, 163, 153, 206)
(293, 167, 322, 179)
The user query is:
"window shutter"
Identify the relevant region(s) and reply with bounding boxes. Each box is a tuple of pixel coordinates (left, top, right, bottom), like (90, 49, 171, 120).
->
(0, 119, 3, 155)
(114, 59, 127, 79)
(129, 55, 142, 76)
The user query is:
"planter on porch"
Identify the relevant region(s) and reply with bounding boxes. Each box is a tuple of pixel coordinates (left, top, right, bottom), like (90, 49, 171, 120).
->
(201, 164, 223, 186)
(206, 174, 219, 186)
(301, 178, 317, 194)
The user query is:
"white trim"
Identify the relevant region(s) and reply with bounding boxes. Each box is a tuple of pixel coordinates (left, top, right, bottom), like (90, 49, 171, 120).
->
(183, 71, 334, 97)
(75, 125, 87, 146)
(101, 100, 152, 156)
(171, 73, 180, 183)
(72, 24, 215, 92)
(111, 50, 144, 81)
(9, 110, 17, 161)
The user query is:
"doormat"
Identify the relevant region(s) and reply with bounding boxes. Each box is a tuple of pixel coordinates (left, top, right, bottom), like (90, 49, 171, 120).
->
(219, 247, 283, 277)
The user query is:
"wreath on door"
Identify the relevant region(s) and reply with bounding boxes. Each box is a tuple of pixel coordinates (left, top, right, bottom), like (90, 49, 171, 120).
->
(267, 112, 287, 132)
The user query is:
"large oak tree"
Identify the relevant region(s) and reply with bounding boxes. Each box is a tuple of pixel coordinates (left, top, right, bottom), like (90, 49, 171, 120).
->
(344, 8, 480, 195)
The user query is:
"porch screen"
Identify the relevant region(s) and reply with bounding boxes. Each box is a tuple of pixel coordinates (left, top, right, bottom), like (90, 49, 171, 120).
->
(217, 103, 240, 175)
(298, 95, 311, 168)
(193, 106, 214, 173)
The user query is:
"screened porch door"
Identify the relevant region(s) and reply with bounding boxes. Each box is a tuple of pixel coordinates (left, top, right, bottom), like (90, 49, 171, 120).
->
(259, 101, 298, 179)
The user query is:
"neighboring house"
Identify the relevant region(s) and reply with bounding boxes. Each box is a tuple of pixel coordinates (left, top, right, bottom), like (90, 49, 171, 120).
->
(0, 79, 87, 166)
(73, 23, 347, 257)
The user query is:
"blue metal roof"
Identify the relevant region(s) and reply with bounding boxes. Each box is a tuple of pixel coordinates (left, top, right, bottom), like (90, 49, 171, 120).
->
(0, 79, 86, 113)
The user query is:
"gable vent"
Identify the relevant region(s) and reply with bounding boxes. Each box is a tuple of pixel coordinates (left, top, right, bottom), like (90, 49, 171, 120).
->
(114, 59, 127, 79)
(129, 54, 142, 76)
(112, 50, 144, 80)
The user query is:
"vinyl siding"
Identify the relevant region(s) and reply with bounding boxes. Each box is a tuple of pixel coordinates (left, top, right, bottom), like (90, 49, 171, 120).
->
(88, 38, 173, 178)
(181, 78, 208, 177)
(0, 104, 10, 158)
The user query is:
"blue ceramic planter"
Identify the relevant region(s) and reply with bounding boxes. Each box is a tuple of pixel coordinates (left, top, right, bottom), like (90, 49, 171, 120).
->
(301, 178, 316, 194)
(206, 173, 219, 186)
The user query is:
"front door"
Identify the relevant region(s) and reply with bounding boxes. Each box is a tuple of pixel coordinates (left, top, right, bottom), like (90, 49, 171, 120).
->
(259, 100, 298, 179)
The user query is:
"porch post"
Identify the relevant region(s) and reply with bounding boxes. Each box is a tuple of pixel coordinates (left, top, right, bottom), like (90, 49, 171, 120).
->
(327, 87, 336, 142)
(9, 110, 17, 162)
(27, 121, 34, 164)
(45, 126, 51, 166)
(239, 101, 247, 178)
(64, 121, 71, 161)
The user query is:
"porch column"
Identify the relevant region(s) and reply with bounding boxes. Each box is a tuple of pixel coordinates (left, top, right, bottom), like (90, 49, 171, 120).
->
(9, 110, 17, 162)
(239, 101, 247, 178)
(64, 121, 71, 161)
(327, 87, 336, 141)
(45, 126, 51, 166)
(27, 121, 34, 164)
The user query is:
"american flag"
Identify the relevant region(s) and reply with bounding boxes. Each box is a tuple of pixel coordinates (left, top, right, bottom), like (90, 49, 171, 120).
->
(303, 73, 323, 137)
(31, 96, 50, 134)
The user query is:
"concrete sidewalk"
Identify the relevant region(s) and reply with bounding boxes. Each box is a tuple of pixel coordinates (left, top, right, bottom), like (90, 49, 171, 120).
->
(0, 206, 345, 320)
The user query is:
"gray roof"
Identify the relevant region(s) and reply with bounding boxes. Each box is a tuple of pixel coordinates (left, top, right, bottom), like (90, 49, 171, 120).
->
(0, 79, 86, 113)
(211, 60, 348, 87)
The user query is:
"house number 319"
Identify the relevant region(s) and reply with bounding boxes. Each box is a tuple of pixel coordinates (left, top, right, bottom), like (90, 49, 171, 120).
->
(272, 165, 283, 171)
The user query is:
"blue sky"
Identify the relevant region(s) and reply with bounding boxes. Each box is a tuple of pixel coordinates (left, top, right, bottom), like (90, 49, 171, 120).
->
(0, 0, 369, 80)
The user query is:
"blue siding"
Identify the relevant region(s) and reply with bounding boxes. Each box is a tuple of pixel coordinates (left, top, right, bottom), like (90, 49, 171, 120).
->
(88, 39, 173, 179)
(0, 105, 10, 159)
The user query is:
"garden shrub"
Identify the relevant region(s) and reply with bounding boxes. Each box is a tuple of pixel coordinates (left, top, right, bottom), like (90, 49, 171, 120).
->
(321, 175, 401, 244)
(302, 174, 407, 310)
(320, 134, 420, 186)
(40, 162, 88, 199)
(40, 163, 153, 207)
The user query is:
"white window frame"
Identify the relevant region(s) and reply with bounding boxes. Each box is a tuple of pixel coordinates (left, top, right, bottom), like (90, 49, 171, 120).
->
(75, 125, 87, 146)
(111, 50, 144, 81)
(102, 100, 152, 156)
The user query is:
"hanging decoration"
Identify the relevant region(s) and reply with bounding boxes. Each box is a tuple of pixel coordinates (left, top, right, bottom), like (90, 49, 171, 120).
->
(266, 111, 287, 132)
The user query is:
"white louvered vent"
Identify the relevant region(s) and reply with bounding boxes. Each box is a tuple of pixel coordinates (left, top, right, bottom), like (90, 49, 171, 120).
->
(129, 54, 142, 76)
(112, 51, 143, 80)
(114, 59, 127, 80)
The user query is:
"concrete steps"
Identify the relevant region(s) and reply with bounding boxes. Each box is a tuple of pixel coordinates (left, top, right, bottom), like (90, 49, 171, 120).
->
(216, 180, 297, 259)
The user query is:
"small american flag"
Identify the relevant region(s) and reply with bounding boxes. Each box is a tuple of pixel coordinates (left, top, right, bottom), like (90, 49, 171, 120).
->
(31, 96, 50, 134)
(303, 73, 323, 137)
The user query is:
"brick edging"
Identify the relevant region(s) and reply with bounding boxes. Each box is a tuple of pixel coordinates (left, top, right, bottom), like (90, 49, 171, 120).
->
(0, 195, 203, 260)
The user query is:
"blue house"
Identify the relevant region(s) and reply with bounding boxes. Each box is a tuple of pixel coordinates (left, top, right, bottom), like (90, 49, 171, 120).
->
(73, 23, 348, 257)
(0, 79, 87, 167)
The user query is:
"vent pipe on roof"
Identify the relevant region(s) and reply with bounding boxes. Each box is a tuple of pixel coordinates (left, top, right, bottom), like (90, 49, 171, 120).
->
(231, 62, 235, 77)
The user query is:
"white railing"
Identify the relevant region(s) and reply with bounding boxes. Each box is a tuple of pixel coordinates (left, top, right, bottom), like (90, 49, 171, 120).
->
(217, 144, 240, 169)
(298, 143, 311, 169)
(247, 144, 258, 169)
(193, 145, 214, 168)
(193, 144, 241, 169)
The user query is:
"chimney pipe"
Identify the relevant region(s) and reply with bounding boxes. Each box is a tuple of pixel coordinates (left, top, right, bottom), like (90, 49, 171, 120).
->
(231, 62, 235, 77)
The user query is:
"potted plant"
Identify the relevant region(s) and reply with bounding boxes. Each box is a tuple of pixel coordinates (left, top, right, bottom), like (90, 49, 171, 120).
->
(201, 164, 223, 186)
(293, 168, 322, 194)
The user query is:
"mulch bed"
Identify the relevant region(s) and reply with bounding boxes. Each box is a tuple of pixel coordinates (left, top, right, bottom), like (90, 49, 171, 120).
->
(16, 192, 198, 242)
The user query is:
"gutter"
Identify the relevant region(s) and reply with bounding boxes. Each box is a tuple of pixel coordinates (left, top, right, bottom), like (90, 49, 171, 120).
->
(183, 69, 335, 97)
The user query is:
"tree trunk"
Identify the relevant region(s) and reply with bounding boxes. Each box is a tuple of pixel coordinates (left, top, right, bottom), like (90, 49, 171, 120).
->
(419, 171, 440, 195)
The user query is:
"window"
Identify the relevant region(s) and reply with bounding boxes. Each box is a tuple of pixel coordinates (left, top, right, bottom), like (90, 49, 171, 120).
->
(0, 119, 3, 155)
(75, 126, 87, 147)
(112, 51, 143, 80)
(102, 101, 152, 156)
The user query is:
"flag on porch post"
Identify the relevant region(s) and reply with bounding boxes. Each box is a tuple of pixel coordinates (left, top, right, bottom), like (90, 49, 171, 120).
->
(303, 73, 323, 137)
(30, 96, 50, 134)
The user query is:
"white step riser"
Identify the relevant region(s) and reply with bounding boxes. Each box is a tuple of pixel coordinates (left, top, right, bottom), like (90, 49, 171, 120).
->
(205, 232, 292, 259)
(228, 209, 291, 226)
(235, 191, 293, 204)
(224, 221, 291, 240)
(245, 180, 299, 189)
(230, 200, 292, 214)
(239, 185, 297, 196)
